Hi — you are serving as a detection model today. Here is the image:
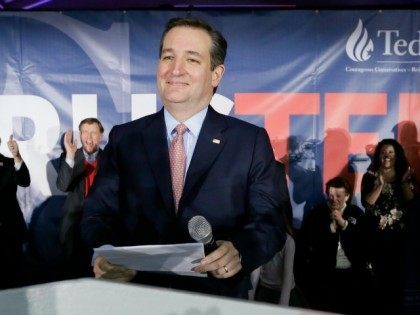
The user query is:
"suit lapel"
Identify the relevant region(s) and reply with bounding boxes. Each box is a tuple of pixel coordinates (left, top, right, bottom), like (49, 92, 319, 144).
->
(141, 109, 174, 214)
(181, 106, 227, 208)
(73, 149, 86, 176)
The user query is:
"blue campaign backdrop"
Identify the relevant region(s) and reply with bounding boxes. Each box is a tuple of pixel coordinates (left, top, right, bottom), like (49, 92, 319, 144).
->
(0, 10, 419, 276)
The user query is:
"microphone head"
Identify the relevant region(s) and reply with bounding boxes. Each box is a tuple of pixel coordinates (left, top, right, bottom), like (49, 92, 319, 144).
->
(188, 215, 213, 245)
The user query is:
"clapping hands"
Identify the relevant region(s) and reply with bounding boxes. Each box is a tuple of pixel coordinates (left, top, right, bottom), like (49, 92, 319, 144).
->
(331, 210, 347, 228)
(7, 135, 22, 163)
(64, 129, 78, 160)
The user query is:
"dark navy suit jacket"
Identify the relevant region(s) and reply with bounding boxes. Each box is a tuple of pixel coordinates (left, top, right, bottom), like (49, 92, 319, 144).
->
(0, 154, 30, 288)
(57, 148, 102, 258)
(81, 106, 285, 297)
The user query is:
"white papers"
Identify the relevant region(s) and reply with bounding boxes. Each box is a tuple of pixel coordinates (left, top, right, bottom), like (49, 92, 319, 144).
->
(94, 243, 206, 277)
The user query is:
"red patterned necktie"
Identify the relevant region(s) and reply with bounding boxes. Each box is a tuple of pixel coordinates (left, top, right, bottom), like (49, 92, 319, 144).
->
(169, 124, 188, 212)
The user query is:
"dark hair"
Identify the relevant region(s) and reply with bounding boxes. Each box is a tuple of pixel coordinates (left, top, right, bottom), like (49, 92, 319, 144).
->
(368, 138, 409, 182)
(79, 118, 104, 134)
(159, 17, 227, 71)
(326, 176, 352, 196)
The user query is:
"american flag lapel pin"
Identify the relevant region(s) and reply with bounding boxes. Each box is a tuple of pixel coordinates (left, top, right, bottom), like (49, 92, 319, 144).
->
(212, 138, 220, 144)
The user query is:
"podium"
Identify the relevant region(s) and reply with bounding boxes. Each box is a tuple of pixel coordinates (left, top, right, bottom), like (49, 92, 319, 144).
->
(0, 278, 323, 315)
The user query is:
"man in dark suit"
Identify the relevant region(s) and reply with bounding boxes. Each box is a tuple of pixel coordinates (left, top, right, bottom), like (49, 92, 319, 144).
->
(0, 135, 30, 289)
(57, 118, 104, 278)
(80, 17, 285, 298)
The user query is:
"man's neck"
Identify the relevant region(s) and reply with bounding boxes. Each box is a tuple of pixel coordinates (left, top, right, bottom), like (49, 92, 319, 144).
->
(83, 149, 99, 162)
(83, 149, 99, 155)
(165, 104, 209, 123)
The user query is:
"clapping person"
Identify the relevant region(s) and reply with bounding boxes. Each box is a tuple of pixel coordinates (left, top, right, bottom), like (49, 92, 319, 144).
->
(297, 177, 366, 314)
(56, 118, 104, 278)
(361, 138, 416, 314)
(0, 135, 30, 289)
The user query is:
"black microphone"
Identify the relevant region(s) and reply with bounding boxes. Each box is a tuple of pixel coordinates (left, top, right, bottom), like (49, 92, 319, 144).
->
(188, 215, 218, 254)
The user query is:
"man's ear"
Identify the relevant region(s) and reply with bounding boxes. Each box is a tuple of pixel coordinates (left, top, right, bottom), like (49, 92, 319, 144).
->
(212, 64, 225, 88)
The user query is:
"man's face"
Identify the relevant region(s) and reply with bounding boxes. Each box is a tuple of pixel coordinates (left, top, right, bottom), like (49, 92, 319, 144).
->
(157, 26, 224, 116)
(327, 187, 349, 211)
(79, 123, 102, 154)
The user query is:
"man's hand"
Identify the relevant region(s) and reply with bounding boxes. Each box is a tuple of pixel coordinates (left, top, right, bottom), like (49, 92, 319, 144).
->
(93, 256, 137, 282)
(64, 129, 77, 160)
(193, 240, 242, 279)
(7, 135, 22, 163)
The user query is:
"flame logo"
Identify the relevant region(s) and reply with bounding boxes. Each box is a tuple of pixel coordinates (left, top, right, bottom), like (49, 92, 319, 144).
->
(346, 19, 374, 62)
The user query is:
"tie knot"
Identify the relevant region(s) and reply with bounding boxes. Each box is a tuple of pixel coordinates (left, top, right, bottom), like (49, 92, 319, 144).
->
(174, 124, 188, 136)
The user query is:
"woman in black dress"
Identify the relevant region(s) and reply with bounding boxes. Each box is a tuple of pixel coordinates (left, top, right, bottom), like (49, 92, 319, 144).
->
(361, 138, 415, 314)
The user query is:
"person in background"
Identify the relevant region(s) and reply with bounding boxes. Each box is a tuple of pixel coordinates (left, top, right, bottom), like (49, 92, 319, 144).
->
(56, 118, 104, 278)
(80, 17, 285, 299)
(254, 187, 307, 307)
(296, 176, 367, 314)
(361, 138, 416, 314)
(0, 135, 30, 289)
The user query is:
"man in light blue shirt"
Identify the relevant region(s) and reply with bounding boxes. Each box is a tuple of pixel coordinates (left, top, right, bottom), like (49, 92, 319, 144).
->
(82, 17, 284, 299)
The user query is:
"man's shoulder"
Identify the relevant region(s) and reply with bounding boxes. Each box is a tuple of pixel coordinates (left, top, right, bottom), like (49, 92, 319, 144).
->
(58, 147, 83, 160)
(0, 154, 13, 165)
(208, 106, 263, 133)
(75, 148, 84, 154)
(224, 115, 261, 130)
